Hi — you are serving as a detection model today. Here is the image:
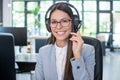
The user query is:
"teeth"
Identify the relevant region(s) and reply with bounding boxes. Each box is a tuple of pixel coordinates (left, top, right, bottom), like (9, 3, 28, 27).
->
(57, 31, 65, 35)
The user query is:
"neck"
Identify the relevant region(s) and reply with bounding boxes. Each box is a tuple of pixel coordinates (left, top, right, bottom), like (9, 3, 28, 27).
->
(56, 40, 68, 48)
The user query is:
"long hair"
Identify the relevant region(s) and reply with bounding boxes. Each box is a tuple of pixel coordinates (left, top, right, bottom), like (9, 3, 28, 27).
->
(47, 3, 75, 80)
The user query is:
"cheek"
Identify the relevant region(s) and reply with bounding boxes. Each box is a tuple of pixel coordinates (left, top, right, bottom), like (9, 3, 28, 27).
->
(67, 27, 72, 33)
(51, 28, 56, 35)
(51, 28, 54, 32)
(68, 24, 72, 32)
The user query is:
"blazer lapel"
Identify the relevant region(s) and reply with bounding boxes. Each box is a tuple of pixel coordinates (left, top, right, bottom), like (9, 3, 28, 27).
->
(49, 45, 58, 79)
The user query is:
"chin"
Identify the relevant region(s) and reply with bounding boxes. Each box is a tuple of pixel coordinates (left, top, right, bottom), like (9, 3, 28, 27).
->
(56, 36, 68, 41)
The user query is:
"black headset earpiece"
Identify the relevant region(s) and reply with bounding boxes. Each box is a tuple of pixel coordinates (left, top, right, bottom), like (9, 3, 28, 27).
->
(45, 2, 82, 32)
(45, 18, 51, 32)
(73, 15, 82, 32)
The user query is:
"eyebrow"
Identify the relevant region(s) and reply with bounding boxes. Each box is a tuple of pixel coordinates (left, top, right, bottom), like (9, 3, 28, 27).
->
(50, 18, 71, 21)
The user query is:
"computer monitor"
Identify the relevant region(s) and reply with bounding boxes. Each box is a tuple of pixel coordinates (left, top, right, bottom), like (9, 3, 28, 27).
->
(0, 27, 27, 46)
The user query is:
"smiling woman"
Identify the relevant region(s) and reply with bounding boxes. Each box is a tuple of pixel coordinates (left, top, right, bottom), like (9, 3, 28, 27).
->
(35, 2, 95, 80)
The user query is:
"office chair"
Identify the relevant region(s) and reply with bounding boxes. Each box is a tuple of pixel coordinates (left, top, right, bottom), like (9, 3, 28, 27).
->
(82, 36, 103, 80)
(35, 38, 48, 53)
(0, 33, 16, 80)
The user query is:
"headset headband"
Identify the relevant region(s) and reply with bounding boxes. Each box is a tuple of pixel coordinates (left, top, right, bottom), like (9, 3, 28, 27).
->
(45, 2, 80, 20)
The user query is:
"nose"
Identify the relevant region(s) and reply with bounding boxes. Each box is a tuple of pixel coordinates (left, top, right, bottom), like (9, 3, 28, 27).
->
(56, 22, 62, 29)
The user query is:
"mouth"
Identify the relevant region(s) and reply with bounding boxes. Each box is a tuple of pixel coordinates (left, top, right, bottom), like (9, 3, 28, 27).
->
(56, 31, 66, 35)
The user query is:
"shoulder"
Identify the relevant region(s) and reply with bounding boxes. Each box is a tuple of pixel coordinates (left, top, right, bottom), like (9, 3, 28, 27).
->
(38, 44, 54, 53)
(82, 43, 95, 58)
(83, 43, 94, 49)
(38, 44, 55, 58)
(36, 44, 54, 61)
(82, 43, 94, 51)
(39, 44, 53, 50)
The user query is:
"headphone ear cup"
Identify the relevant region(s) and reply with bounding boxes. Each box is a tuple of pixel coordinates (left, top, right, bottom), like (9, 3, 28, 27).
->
(73, 15, 81, 32)
(46, 18, 51, 32)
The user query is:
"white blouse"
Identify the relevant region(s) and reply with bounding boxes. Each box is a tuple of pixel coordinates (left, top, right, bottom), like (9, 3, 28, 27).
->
(55, 43, 67, 80)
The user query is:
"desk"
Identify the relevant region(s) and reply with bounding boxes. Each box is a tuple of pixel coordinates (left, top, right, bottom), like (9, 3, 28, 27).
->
(15, 53, 37, 72)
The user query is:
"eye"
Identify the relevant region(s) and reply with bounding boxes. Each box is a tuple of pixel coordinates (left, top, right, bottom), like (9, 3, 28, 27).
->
(51, 20, 57, 24)
(61, 19, 68, 23)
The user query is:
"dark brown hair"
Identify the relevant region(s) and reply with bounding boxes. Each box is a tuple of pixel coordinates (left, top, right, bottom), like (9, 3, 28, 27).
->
(47, 3, 75, 80)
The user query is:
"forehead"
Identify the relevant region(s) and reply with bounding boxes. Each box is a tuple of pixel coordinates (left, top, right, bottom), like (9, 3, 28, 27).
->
(50, 10, 70, 20)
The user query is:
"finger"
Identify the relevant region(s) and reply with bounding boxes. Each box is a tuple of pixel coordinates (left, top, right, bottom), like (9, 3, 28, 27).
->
(77, 29, 81, 36)
(77, 29, 83, 40)
(69, 36, 79, 42)
(70, 32, 81, 41)
(70, 32, 77, 36)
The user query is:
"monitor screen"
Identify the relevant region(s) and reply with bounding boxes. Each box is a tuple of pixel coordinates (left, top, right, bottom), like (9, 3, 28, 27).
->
(0, 27, 27, 46)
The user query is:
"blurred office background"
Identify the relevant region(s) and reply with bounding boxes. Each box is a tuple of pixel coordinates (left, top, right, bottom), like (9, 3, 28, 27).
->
(0, 0, 120, 80)
(1, 0, 120, 50)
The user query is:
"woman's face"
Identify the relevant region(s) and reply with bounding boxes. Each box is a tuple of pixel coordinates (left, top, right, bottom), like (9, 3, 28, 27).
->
(50, 10, 72, 42)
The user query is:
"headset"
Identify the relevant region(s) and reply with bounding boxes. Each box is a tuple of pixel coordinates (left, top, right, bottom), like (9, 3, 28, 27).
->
(45, 2, 82, 32)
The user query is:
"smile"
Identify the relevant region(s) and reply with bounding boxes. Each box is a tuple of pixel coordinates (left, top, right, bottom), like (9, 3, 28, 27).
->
(56, 31, 66, 35)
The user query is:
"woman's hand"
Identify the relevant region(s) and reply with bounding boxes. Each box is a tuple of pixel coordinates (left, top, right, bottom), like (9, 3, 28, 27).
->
(69, 29, 84, 59)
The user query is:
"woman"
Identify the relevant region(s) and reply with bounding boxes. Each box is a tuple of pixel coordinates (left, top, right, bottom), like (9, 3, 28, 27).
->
(35, 2, 95, 80)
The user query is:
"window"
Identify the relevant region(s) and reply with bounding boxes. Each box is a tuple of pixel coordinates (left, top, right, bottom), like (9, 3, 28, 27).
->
(99, 1, 110, 10)
(113, 1, 120, 48)
(84, 1, 96, 37)
(99, 13, 110, 32)
(12, 2, 25, 27)
(12, 0, 120, 47)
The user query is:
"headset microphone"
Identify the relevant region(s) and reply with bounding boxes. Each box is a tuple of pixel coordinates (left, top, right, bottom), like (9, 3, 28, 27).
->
(69, 22, 82, 38)
(75, 21, 82, 32)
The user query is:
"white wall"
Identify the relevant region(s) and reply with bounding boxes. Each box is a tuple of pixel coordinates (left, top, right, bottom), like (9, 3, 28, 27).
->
(3, 0, 12, 26)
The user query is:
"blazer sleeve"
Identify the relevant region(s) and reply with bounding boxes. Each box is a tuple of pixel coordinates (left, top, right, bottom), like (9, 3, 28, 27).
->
(35, 48, 45, 80)
(70, 44, 95, 80)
